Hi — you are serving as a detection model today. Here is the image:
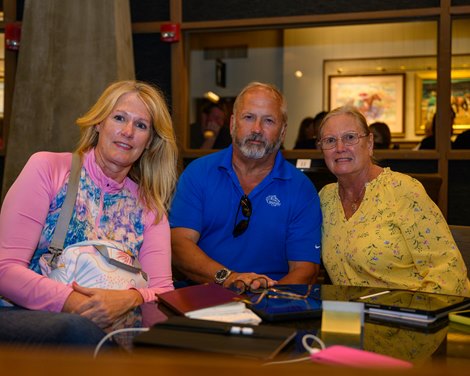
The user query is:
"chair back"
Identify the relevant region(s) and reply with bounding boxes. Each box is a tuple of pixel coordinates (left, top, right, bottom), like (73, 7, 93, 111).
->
(449, 225, 470, 278)
(407, 173, 442, 206)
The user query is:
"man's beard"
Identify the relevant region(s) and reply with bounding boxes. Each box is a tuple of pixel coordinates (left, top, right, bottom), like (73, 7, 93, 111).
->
(232, 123, 283, 159)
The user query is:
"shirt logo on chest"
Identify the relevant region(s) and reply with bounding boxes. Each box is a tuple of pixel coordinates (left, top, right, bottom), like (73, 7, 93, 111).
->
(266, 195, 281, 207)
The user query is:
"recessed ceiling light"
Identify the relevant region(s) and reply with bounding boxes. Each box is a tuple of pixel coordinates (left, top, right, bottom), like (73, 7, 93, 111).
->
(204, 91, 220, 103)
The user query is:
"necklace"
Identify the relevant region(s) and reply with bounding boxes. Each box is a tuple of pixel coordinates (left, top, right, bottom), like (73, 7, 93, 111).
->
(339, 183, 367, 213)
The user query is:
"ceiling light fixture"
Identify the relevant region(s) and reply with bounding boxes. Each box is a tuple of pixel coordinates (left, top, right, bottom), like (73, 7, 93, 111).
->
(204, 91, 220, 103)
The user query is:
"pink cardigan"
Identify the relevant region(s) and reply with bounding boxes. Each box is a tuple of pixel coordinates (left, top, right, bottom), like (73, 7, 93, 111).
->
(0, 150, 174, 312)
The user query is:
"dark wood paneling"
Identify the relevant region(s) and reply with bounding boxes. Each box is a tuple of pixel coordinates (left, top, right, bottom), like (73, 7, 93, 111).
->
(16, 0, 24, 21)
(448, 160, 470, 225)
(133, 33, 172, 109)
(130, 0, 170, 22)
(182, 0, 439, 22)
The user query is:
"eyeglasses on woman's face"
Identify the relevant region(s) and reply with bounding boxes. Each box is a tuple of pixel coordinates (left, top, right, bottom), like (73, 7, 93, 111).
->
(233, 195, 252, 237)
(318, 132, 368, 150)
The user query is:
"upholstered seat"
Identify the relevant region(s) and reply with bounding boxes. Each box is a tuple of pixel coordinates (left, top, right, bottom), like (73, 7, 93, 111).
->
(449, 225, 470, 278)
(407, 173, 442, 206)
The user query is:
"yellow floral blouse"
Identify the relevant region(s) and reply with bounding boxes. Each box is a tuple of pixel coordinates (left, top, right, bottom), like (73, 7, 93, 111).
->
(319, 168, 470, 296)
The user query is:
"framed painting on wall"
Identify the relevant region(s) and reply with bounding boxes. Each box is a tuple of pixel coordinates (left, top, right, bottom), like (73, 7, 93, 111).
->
(329, 74, 405, 136)
(415, 70, 470, 135)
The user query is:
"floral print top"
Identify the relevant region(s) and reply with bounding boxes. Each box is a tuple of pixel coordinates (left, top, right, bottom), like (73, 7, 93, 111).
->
(319, 168, 470, 296)
(30, 160, 145, 273)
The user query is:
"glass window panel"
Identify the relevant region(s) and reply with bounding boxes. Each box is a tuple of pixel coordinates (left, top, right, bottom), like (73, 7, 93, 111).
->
(451, 18, 470, 148)
(188, 21, 438, 150)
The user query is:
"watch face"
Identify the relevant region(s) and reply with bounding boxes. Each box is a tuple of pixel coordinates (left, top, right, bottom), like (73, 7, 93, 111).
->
(215, 268, 231, 283)
(216, 269, 228, 279)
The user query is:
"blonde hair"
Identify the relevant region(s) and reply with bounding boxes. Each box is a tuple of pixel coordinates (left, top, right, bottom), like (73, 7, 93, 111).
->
(75, 80, 178, 222)
(233, 82, 288, 127)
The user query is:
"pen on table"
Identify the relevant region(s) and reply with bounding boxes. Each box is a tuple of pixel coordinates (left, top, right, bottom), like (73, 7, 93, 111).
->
(163, 322, 282, 339)
(176, 325, 255, 336)
(200, 325, 279, 338)
(229, 326, 254, 335)
(358, 290, 391, 300)
(226, 325, 283, 339)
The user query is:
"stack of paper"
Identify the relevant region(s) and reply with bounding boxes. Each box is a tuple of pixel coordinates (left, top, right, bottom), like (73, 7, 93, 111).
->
(187, 303, 261, 324)
(157, 283, 262, 325)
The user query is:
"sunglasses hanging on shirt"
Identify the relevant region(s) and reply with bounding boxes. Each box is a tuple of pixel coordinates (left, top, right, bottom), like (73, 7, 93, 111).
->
(233, 195, 252, 237)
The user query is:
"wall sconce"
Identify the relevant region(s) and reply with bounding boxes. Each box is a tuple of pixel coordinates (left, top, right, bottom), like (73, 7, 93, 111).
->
(5, 22, 22, 51)
(160, 23, 180, 43)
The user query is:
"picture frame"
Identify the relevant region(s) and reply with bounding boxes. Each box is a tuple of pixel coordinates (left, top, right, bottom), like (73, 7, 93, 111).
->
(415, 70, 470, 135)
(0, 80, 3, 117)
(329, 74, 405, 136)
(215, 59, 226, 88)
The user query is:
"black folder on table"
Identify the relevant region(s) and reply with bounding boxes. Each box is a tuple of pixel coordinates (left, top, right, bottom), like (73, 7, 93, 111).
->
(133, 316, 297, 360)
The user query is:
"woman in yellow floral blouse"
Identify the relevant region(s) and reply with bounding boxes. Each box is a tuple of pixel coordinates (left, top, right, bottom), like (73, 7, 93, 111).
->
(317, 106, 470, 296)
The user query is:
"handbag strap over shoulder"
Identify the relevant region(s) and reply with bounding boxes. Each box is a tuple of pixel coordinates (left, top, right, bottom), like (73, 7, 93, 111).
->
(48, 153, 82, 255)
(93, 244, 146, 277)
(46, 155, 146, 276)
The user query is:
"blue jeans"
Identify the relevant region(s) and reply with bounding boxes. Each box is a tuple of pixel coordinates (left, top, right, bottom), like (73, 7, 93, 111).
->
(0, 307, 111, 351)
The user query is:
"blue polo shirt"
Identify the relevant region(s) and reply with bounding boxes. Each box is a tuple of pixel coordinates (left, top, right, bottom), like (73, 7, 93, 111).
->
(169, 146, 322, 280)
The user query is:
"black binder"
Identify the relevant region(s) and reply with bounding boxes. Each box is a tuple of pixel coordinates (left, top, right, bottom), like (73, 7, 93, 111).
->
(133, 316, 297, 360)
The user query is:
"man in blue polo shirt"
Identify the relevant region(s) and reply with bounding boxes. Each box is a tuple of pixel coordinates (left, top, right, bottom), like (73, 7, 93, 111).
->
(170, 82, 322, 289)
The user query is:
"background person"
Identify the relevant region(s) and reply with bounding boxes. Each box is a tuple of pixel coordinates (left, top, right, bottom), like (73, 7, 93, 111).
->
(317, 106, 469, 296)
(294, 111, 327, 149)
(170, 82, 322, 290)
(453, 129, 470, 149)
(0, 80, 178, 346)
(369, 121, 392, 149)
(417, 110, 455, 150)
(189, 102, 232, 149)
(294, 116, 315, 149)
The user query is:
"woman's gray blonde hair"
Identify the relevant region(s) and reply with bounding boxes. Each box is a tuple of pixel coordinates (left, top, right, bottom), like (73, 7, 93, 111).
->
(318, 105, 370, 140)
